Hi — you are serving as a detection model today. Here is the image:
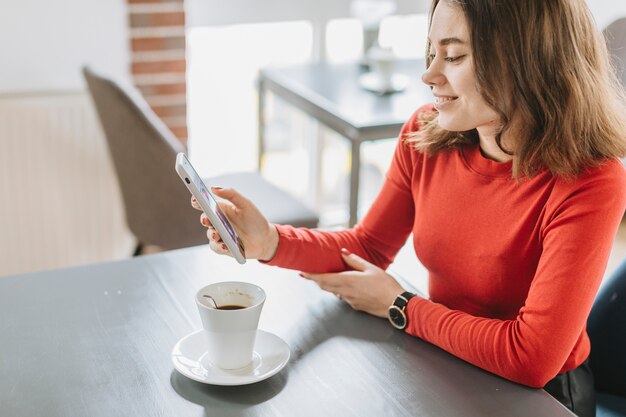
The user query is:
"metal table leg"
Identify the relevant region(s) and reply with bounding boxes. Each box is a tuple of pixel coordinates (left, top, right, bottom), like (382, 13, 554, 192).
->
(349, 141, 361, 227)
(257, 77, 266, 171)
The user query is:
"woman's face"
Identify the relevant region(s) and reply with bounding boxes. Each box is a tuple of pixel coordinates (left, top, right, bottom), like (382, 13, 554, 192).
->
(422, 1, 500, 133)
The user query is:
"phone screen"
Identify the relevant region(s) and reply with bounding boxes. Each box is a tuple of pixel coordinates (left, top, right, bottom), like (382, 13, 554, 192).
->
(185, 160, 239, 244)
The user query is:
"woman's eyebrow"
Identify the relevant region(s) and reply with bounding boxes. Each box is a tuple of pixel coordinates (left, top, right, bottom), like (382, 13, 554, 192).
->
(427, 37, 467, 46)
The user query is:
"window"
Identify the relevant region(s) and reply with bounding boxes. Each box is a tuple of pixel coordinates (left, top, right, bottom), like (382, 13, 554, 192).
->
(187, 13, 428, 226)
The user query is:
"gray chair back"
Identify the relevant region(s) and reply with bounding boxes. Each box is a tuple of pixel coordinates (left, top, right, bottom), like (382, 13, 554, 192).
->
(84, 67, 318, 252)
(83, 67, 207, 249)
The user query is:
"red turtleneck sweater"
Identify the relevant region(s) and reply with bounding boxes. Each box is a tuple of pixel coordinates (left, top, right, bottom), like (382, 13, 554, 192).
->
(265, 105, 626, 387)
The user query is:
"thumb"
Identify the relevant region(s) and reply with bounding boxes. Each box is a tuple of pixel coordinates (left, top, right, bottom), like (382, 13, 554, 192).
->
(340, 248, 371, 272)
(211, 187, 251, 209)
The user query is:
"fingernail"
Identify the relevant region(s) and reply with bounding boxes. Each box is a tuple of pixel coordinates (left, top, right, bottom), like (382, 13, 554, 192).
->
(221, 243, 227, 250)
(211, 186, 223, 191)
(298, 272, 305, 278)
(341, 248, 352, 256)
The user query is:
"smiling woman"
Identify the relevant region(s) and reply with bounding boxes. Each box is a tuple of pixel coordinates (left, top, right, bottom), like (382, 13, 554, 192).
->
(410, 0, 626, 178)
(419, 2, 505, 160)
(187, 2, 626, 416)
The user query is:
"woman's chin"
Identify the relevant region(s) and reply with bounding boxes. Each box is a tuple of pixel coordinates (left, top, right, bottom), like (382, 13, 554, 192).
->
(437, 116, 469, 132)
(437, 110, 485, 133)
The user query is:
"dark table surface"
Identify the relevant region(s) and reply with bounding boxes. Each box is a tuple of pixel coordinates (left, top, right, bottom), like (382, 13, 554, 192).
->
(258, 59, 433, 142)
(0, 246, 574, 417)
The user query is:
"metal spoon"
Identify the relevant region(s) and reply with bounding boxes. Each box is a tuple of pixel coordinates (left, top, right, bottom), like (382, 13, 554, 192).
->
(202, 295, 218, 309)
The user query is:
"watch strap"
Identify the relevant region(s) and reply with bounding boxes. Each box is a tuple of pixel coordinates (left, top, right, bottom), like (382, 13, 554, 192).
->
(393, 291, 416, 309)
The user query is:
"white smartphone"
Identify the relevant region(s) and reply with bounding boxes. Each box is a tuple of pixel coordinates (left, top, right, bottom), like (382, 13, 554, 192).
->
(175, 153, 246, 264)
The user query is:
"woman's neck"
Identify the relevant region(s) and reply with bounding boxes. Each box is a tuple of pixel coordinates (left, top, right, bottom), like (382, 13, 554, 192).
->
(476, 124, 515, 163)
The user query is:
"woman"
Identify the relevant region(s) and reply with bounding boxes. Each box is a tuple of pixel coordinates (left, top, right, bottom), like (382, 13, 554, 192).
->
(193, 1, 626, 415)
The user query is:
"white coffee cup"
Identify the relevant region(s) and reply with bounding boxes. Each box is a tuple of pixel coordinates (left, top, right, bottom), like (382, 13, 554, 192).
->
(195, 281, 266, 369)
(367, 46, 397, 91)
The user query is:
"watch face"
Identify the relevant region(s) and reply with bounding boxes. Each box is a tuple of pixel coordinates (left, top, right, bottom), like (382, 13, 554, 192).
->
(388, 306, 407, 329)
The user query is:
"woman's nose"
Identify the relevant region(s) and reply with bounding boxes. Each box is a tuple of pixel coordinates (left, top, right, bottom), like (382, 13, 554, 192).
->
(421, 64, 445, 87)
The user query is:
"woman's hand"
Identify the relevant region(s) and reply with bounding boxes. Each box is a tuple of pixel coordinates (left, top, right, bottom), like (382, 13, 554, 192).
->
(300, 248, 405, 318)
(191, 187, 279, 261)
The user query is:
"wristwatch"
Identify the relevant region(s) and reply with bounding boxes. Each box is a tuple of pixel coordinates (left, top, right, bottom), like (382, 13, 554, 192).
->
(388, 291, 416, 330)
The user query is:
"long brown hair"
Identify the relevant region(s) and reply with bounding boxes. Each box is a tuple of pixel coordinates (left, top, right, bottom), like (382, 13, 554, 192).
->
(408, 0, 626, 179)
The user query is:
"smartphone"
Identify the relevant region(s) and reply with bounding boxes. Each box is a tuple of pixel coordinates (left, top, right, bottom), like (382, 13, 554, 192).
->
(175, 153, 246, 264)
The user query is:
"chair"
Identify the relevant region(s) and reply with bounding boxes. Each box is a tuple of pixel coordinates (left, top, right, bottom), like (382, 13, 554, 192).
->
(83, 66, 318, 255)
(603, 17, 626, 88)
(588, 259, 626, 417)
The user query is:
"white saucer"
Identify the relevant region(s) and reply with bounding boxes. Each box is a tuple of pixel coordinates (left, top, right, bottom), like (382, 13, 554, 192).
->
(171, 329, 290, 386)
(359, 72, 409, 94)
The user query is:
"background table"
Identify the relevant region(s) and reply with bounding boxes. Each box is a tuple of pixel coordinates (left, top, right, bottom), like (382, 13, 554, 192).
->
(0, 246, 574, 417)
(258, 60, 433, 226)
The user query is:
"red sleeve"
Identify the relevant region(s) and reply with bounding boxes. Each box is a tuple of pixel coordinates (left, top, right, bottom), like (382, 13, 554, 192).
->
(405, 159, 626, 387)
(262, 107, 427, 273)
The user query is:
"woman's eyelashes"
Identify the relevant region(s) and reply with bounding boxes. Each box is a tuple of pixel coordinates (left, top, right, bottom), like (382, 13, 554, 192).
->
(428, 52, 467, 63)
(445, 55, 465, 62)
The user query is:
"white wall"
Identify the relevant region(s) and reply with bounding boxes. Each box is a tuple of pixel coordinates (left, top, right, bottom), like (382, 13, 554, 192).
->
(187, 0, 625, 30)
(0, 0, 134, 276)
(0, 0, 620, 93)
(0, 93, 135, 277)
(0, 0, 130, 92)
(186, 0, 429, 27)
(587, 0, 626, 29)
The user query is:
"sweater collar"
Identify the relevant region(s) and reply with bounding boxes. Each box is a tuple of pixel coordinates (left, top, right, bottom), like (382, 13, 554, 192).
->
(460, 144, 513, 178)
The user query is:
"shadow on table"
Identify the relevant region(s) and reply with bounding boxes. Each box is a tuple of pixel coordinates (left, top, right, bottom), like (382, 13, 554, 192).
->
(170, 369, 288, 416)
(281, 291, 401, 354)
(169, 297, 389, 382)
(169, 288, 402, 415)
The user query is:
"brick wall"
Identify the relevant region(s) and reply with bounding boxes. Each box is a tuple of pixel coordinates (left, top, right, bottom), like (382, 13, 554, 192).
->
(127, 0, 188, 144)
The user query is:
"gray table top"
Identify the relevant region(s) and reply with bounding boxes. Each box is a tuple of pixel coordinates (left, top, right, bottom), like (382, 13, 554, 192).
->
(0, 246, 574, 417)
(259, 60, 434, 142)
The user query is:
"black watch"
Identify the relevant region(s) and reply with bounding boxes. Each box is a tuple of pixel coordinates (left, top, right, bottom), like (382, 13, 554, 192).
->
(388, 291, 416, 330)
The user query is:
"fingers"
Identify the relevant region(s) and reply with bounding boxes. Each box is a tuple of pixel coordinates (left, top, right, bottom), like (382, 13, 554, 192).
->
(301, 271, 355, 306)
(211, 187, 251, 209)
(340, 248, 371, 272)
(209, 238, 232, 257)
(192, 196, 227, 226)
(300, 271, 347, 293)
(300, 247, 371, 294)
(206, 226, 231, 256)
(200, 209, 228, 256)
(193, 192, 234, 259)
(191, 196, 202, 211)
(205, 225, 223, 242)
(216, 200, 239, 221)
(200, 213, 214, 229)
